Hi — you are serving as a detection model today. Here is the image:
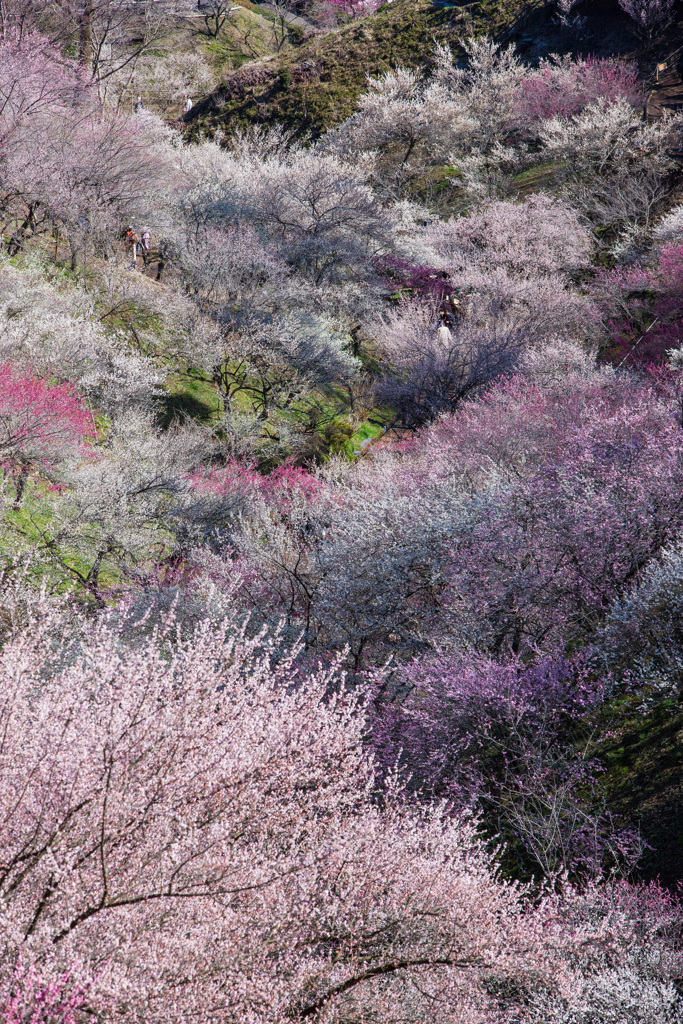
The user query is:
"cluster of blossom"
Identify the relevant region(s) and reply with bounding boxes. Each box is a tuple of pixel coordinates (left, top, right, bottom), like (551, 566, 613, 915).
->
(0, 259, 165, 413)
(617, 0, 677, 40)
(0, 363, 94, 469)
(322, 38, 666, 229)
(3, 12, 683, 1024)
(0, 579, 682, 1024)
(152, 360, 683, 876)
(369, 195, 596, 427)
(370, 651, 643, 878)
(0, 959, 89, 1024)
(183, 366, 683, 665)
(318, 0, 380, 19)
(0, 32, 675, 475)
(517, 55, 641, 123)
(591, 244, 683, 365)
(374, 256, 453, 300)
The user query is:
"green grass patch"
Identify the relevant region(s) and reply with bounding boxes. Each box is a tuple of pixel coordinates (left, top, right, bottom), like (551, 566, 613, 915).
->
(201, 6, 282, 70)
(160, 370, 221, 427)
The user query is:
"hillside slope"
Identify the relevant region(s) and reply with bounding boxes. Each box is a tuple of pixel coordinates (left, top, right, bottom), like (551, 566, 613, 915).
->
(185, 0, 533, 139)
(186, 0, 642, 140)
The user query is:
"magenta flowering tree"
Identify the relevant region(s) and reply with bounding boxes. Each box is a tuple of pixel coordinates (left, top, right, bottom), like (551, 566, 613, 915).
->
(374, 256, 453, 301)
(0, 959, 90, 1024)
(0, 363, 94, 505)
(516, 57, 641, 125)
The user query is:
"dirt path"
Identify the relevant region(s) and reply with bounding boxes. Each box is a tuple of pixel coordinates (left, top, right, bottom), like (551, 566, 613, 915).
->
(253, 2, 315, 32)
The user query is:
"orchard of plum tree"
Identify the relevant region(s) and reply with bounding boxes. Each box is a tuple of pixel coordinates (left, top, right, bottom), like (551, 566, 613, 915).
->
(1, 6, 683, 1023)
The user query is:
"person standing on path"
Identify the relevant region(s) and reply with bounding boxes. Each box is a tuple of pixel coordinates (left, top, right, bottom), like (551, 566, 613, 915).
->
(125, 227, 140, 268)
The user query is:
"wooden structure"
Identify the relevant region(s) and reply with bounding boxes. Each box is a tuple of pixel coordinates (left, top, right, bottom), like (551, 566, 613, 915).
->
(647, 49, 683, 121)
(647, 71, 683, 120)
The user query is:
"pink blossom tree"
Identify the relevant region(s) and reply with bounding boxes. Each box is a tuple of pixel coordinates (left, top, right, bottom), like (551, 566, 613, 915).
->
(13, 107, 176, 267)
(0, 584, 660, 1024)
(0, 363, 94, 506)
(591, 244, 683, 365)
(0, 31, 79, 149)
(0, 31, 85, 248)
(0, 29, 177, 264)
(0, 959, 89, 1024)
(419, 194, 594, 280)
(402, 371, 683, 656)
(516, 57, 641, 125)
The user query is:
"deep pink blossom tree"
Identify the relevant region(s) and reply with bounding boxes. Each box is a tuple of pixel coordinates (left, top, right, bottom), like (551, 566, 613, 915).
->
(0, 959, 89, 1024)
(374, 256, 453, 301)
(190, 457, 326, 515)
(517, 57, 641, 124)
(0, 363, 94, 505)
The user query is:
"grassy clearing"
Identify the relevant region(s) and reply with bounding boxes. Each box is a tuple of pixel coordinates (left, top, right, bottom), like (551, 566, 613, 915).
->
(201, 5, 281, 70)
(160, 370, 221, 428)
(512, 161, 563, 198)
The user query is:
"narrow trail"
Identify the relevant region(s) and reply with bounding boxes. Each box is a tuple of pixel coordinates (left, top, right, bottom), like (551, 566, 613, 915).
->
(252, 2, 315, 31)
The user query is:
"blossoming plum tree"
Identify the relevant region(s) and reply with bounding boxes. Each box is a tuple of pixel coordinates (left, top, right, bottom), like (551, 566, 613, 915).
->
(3, 584, 664, 1024)
(0, 363, 94, 506)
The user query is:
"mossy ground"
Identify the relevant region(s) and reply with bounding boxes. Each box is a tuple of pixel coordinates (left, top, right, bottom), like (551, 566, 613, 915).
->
(595, 695, 683, 887)
(200, 3, 283, 70)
